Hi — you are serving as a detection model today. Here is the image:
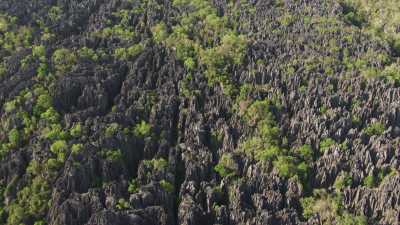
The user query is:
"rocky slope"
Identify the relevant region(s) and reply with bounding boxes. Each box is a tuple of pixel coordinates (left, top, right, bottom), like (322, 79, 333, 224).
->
(0, 0, 400, 224)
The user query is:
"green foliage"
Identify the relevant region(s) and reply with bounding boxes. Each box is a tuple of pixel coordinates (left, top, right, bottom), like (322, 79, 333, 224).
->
(77, 47, 99, 62)
(98, 25, 134, 41)
(48, 6, 62, 22)
(128, 179, 139, 194)
(4, 100, 17, 113)
(101, 148, 123, 162)
(319, 138, 336, 153)
(33, 93, 53, 116)
(342, 3, 365, 27)
(155, 0, 249, 96)
(214, 154, 236, 178)
(363, 122, 385, 136)
(363, 174, 376, 188)
(151, 22, 168, 44)
(334, 172, 353, 191)
(113, 44, 144, 60)
(337, 213, 368, 225)
(2, 26, 33, 52)
(297, 144, 314, 162)
(71, 143, 83, 155)
(300, 189, 364, 224)
(32, 45, 46, 62)
(34, 221, 46, 225)
(143, 158, 168, 171)
(45, 158, 62, 171)
(362, 168, 393, 188)
(8, 128, 20, 148)
(7, 176, 51, 225)
(273, 156, 299, 178)
(300, 196, 316, 219)
(40, 107, 60, 123)
(160, 179, 174, 193)
(116, 198, 130, 210)
(134, 120, 151, 137)
(50, 140, 67, 161)
(70, 123, 82, 138)
(42, 124, 68, 141)
(254, 145, 281, 162)
(240, 99, 309, 181)
(198, 33, 247, 94)
(105, 123, 119, 137)
(52, 48, 77, 74)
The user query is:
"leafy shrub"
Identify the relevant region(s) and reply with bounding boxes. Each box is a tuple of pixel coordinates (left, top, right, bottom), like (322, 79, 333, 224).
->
(33, 93, 52, 116)
(105, 123, 119, 137)
(102, 148, 122, 162)
(319, 138, 336, 153)
(40, 107, 60, 123)
(362, 174, 376, 188)
(363, 122, 385, 136)
(96, 25, 135, 41)
(334, 172, 353, 191)
(116, 198, 130, 210)
(32, 45, 46, 62)
(48, 6, 62, 22)
(70, 123, 82, 138)
(4, 100, 17, 113)
(255, 145, 281, 162)
(50, 140, 67, 161)
(128, 179, 139, 194)
(243, 99, 275, 126)
(337, 213, 367, 225)
(7, 176, 51, 224)
(143, 158, 168, 171)
(71, 143, 83, 155)
(77, 47, 99, 62)
(151, 22, 168, 44)
(42, 124, 67, 140)
(300, 196, 316, 219)
(113, 44, 144, 60)
(160, 180, 174, 193)
(46, 158, 62, 170)
(297, 144, 314, 162)
(214, 154, 236, 178)
(273, 156, 298, 178)
(8, 128, 20, 147)
(134, 120, 151, 137)
(52, 48, 77, 74)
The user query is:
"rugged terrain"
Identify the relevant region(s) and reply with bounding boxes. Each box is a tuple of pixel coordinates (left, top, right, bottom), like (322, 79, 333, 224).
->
(1, 0, 400, 224)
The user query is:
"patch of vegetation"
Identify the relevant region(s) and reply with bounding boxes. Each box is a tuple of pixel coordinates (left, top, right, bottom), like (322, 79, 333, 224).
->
(363, 168, 395, 188)
(105, 123, 120, 137)
(116, 198, 130, 210)
(52, 48, 77, 75)
(160, 179, 174, 193)
(128, 179, 140, 194)
(150, 0, 251, 96)
(70, 123, 82, 138)
(71, 143, 83, 155)
(214, 153, 237, 178)
(240, 99, 311, 181)
(301, 189, 367, 224)
(143, 158, 168, 172)
(101, 148, 123, 162)
(363, 122, 385, 136)
(319, 138, 337, 153)
(113, 44, 144, 60)
(334, 172, 353, 191)
(6, 177, 51, 225)
(133, 120, 152, 137)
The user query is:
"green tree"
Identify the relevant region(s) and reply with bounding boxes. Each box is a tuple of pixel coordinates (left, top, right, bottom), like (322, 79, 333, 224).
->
(134, 120, 151, 137)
